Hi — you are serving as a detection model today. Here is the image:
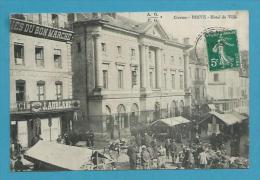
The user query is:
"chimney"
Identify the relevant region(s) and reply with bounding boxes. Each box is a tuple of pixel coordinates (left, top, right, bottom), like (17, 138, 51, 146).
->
(183, 37, 190, 45)
(92, 13, 101, 19)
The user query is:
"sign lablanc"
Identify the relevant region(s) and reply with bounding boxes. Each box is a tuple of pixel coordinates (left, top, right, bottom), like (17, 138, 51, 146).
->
(10, 18, 73, 42)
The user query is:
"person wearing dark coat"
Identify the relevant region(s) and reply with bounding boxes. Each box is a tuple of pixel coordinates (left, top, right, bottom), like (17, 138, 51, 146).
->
(127, 144, 139, 169)
(89, 130, 95, 147)
(141, 146, 151, 169)
(170, 140, 178, 164)
(14, 156, 24, 172)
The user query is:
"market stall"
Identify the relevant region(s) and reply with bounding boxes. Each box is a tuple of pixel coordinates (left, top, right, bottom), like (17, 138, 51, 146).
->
(150, 116, 191, 142)
(24, 141, 113, 171)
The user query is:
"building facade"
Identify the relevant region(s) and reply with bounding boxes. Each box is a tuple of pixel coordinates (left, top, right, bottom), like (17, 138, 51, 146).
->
(188, 48, 208, 120)
(207, 68, 249, 114)
(10, 14, 79, 148)
(72, 13, 191, 139)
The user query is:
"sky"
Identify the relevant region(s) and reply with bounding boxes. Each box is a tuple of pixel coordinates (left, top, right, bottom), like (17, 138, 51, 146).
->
(119, 11, 248, 51)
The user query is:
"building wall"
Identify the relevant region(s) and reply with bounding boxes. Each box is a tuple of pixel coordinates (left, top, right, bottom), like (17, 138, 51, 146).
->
(72, 19, 190, 137)
(189, 63, 207, 105)
(207, 70, 246, 113)
(19, 13, 68, 29)
(10, 14, 75, 147)
(10, 33, 73, 108)
(207, 70, 240, 100)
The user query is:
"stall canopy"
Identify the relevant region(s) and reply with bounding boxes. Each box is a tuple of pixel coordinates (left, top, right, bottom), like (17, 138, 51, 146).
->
(24, 140, 109, 170)
(151, 116, 190, 127)
(208, 111, 247, 126)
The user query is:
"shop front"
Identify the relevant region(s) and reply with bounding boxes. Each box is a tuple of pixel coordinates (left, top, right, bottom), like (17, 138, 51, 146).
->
(10, 99, 80, 148)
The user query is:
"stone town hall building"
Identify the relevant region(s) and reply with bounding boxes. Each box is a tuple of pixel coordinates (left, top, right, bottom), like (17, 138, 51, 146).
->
(71, 13, 191, 139)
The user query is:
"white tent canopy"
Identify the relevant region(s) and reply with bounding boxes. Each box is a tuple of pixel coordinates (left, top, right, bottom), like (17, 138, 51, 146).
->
(151, 116, 190, 127)
(208, 111, 247, 126)
(24, 141, 108, 170)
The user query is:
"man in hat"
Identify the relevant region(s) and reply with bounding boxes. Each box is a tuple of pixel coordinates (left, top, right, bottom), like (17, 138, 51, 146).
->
(127, 143, 139, 170)
(89, 129, 95, 147)
(157, 145, 166, 169)
(141, 145, 150, 170)
(169, 139, 178, 164)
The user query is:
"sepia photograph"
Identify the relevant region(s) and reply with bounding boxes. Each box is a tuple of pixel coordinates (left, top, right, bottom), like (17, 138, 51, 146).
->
(9, 11, 249, 171)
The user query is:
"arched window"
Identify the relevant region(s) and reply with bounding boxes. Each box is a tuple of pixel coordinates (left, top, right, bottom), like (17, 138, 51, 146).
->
(117, 104, 127, 128)
(105, 105, 112, 131)
(130, 103, 139, 128)
(154, 102, 160, 121)
(171, 101, 177, 117)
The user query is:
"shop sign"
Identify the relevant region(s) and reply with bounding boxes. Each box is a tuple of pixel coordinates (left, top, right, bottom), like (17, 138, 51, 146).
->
(10, 18, 73, 42)
(14, 99, 80, 113)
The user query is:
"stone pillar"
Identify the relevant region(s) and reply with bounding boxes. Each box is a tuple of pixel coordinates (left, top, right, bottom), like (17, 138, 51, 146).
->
(93, 34, 103, 89)
(155, 48, 162, 89)
(183, 50, 189, 90)
(145, 45, 150, 89)
(140, 44, 147, 89)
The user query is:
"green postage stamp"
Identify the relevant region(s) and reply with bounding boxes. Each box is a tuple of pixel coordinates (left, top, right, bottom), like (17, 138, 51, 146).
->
(205, 30, 240, 71)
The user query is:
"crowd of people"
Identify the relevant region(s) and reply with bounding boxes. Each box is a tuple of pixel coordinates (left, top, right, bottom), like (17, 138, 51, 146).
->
(123, 132, 248, 170)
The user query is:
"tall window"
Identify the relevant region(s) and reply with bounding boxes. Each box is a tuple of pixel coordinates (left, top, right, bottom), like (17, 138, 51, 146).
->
(51, 14, 59, 28)
(132, 71, 137, 87)
(131, 48, 135, 57)
(118, 70, 123, 89)
(55, 81, 63, 100)
(117, 46, 121, 55)
(202, 69, 206, 80)
(38, 14, 42, 24)
(180, 74, 183, 89)
(37, 81, 45, 101)
(54, 49, 62, 68)
(16, 80, 25, 102)
(35, 46, 44, 67)
(214, 73, 219, 82)
(196, 68, 199, 80)
(195, 88, 200, 99)
(171, 56, 174, 64)
(103, 70, 108, 89)
(163, 73, 167, 89)
(14, 43, 24, 65)
(150, 71, 153, 88)
(149, 51, 152, 59)
(102, 43, 106, 53)
(171, 74, 175, 89)
(203, 87, 206, 97)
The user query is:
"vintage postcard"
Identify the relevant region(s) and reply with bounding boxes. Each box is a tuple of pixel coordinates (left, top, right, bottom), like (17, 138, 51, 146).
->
(9, 11, 249, 171)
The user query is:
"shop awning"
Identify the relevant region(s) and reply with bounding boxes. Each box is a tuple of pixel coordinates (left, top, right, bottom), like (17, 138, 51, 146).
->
(208, 111, 247, 126)
(151, 116, 191, 127)
(24, 141, 109, 170)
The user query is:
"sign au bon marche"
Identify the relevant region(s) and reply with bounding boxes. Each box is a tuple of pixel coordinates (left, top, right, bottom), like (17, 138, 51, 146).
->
(10, 18, 73, 42)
